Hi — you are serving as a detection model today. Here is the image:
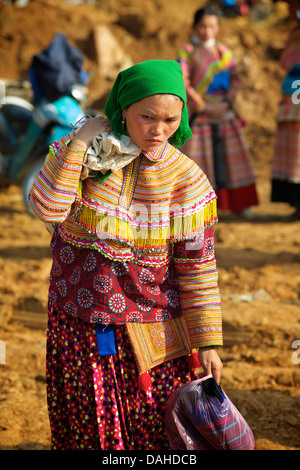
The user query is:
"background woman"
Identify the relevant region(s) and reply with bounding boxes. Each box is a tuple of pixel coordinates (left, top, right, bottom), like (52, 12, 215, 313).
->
(271, 0, 300, 219)
(29, 60, 223, 450)
(178, 7, 258, 216)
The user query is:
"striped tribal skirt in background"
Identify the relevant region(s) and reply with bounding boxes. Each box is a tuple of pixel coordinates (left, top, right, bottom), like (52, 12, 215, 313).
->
(46, 303, 197, 450)
(181, 113, 258, 213)
(271, 121, 300, 209)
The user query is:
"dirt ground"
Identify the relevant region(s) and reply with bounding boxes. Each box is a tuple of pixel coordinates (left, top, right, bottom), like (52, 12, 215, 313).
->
(0, 0, 300, 451)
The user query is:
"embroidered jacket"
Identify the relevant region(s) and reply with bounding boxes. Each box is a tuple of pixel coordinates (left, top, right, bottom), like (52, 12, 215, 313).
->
(178, 41, 240, 115)
(29, 136, 223, 349)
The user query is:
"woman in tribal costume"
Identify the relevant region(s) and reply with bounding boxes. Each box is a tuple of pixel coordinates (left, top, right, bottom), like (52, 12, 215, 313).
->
(271, 0, 300, 219)
(178, 7, 258, 215)
(29, 60, 223, 450)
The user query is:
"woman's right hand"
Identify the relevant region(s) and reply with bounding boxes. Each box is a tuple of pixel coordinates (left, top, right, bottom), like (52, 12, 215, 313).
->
(198, 347, 223, 384)
(201, 102, 229, 120)
(70, 115, 112, 152)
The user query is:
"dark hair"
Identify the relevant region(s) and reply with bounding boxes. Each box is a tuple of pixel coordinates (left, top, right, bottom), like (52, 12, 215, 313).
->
(193, 7, 221, 27)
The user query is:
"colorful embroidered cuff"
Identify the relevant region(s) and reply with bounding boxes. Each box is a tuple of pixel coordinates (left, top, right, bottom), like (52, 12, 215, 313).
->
(186, 311, 223, 348)
(52, 135, 86, 167)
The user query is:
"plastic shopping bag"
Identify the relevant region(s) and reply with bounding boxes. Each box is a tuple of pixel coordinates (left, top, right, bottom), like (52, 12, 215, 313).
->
(165, 375, 255, 450)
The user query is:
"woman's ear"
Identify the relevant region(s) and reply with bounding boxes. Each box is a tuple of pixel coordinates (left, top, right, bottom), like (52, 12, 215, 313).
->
(122, 109, 127, 134)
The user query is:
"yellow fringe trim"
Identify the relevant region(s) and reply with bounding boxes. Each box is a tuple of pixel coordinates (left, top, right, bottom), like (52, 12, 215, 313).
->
(77, 180, 83, 200)
(72, 198, 217, 249)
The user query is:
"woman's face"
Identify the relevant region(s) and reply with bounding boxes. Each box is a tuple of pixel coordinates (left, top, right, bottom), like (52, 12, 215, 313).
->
(194, 14, 219, 42)
(122, 94, 183, 152)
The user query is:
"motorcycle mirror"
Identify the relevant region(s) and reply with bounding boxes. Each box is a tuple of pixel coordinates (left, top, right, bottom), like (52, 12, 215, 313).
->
(71, 84, 88, 103)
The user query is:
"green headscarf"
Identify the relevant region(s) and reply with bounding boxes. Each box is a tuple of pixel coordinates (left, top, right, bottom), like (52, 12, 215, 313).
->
(104, 60, 193, 148)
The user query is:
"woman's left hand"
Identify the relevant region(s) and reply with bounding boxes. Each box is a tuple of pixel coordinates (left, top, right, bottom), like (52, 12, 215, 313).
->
(198, 347, 223, 384)
(71, 115, 112, 151)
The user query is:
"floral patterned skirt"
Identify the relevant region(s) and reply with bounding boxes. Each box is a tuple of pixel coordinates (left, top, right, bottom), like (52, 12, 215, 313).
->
(46, 303, 196, 450)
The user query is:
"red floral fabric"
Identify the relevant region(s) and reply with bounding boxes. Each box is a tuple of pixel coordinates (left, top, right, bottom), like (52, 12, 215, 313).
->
(49, 229, 183, 325)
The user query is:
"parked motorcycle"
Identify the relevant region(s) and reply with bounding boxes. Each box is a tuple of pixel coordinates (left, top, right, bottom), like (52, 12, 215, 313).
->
(0, 32, 90, 215)
(0, 85, 86, 214)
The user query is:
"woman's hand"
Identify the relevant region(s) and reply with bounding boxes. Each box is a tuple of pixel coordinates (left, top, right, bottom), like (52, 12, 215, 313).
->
(201, 102, 229, 120)
(198, 347, 223, 384)
(70, 115, 112, 152)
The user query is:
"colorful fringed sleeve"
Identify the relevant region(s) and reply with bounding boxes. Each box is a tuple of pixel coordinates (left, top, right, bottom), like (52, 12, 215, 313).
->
(178, 42, 241, 112)
(29, 136, 84, 222)
(177, 44, 206, 115)
(173, 224, 223, 349)
(227, 54, 241, 102)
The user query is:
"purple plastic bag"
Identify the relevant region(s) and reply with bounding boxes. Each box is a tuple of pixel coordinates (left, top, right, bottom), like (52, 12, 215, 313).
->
(165, 375, 255, 450)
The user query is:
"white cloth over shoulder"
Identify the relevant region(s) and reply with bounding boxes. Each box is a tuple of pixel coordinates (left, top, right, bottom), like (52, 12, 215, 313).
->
(43, 131, 140, 234)
(80, 132, 140, 180)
